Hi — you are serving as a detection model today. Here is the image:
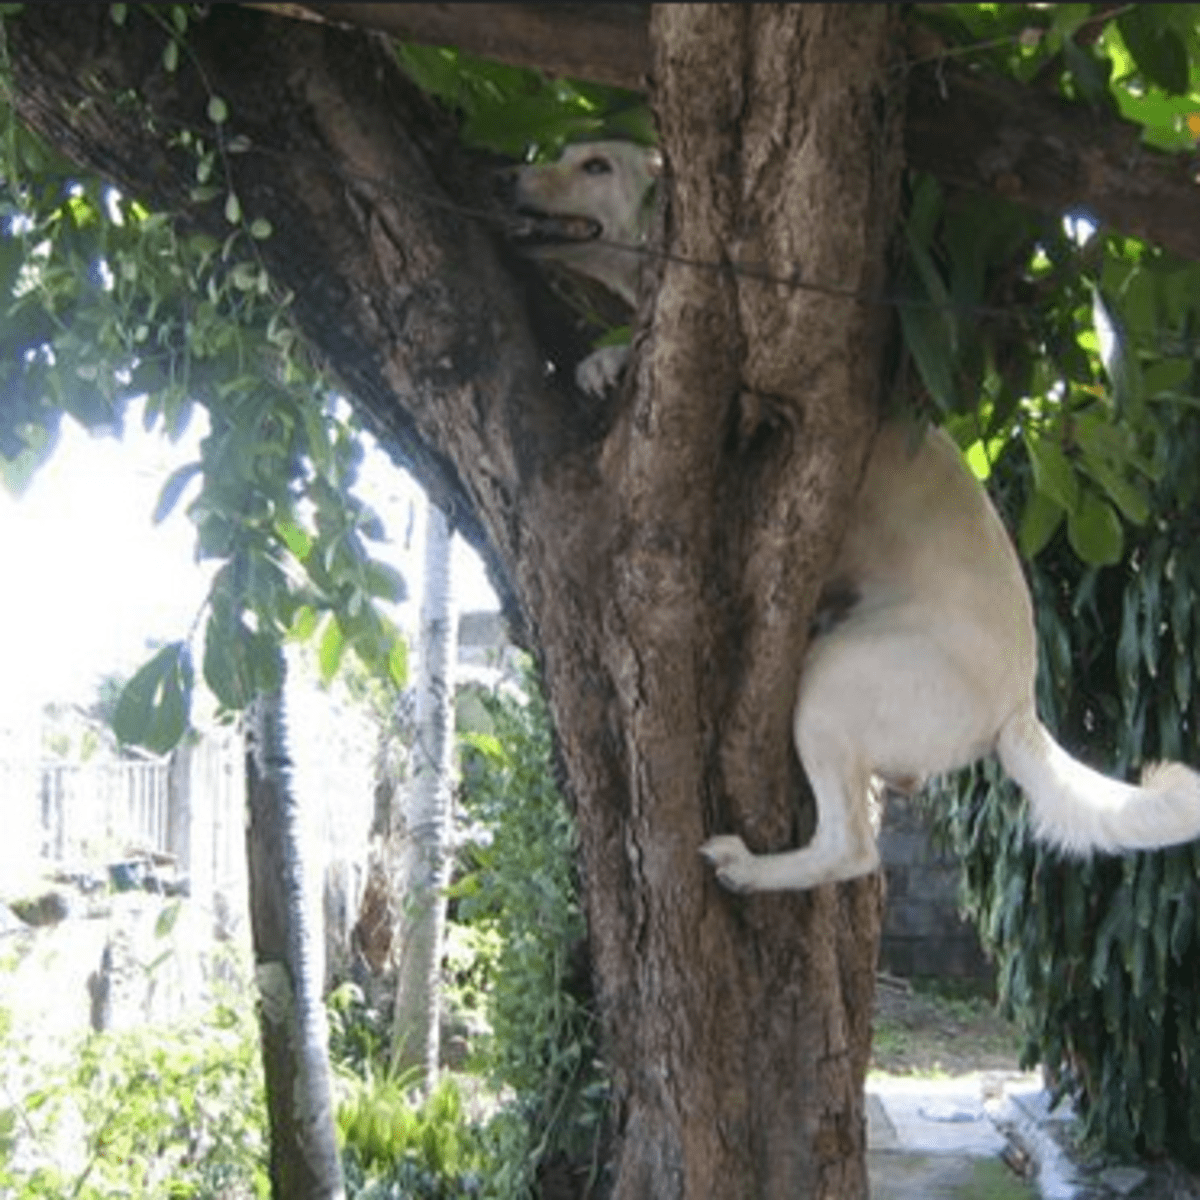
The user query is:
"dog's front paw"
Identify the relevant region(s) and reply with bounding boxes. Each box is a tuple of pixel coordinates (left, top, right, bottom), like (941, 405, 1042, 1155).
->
(699, 835, 759, 894)
(575, 344, 630, 398)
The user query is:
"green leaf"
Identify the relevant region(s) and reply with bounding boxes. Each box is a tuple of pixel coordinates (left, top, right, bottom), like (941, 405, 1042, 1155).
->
(1067, 489, 1123, 566)
(899, 289, 957, 412)
(162, 38, 179, 74)
(1074, 417, 1150, 526)
(1114, 578, 1139, 717)
(1092, 286, 1143, 413)
(112, 642, 193, 754)
(1025, 433, 1080, 513)
(1063, 35, 1112, 108)
(288, 603, 319, 641)
(1083, 458, 1149, 526)
(152, 461, 202, 524)
(224, 191, 241, 225)
(364, 560, 407, 603)
(907, 173, 943, 252)
(207, 95, 229, 126)
(388, 634, 408, 688)
(1050, 4, 1091, 40)
(1143, 358, 1191, 399)
(1018, 489, 1064, 559)
(204, 609, 248, 709)
(318, 614, 344, 684)
(963, 439, 992, 481)
(460, 730, 507, 764)
(276, 518, 313, 561)
(155, 900, 182, 938)
(1117, 7, 1190, 95)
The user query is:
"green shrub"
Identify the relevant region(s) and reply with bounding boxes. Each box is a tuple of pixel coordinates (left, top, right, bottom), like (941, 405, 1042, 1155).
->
(933, 404, 1200, 1163)
(0, 1000, 268, 1199)
(337, 1073, 486, 1199)
(456, 675, 607, 1197)
(328, 980, 393, 1080)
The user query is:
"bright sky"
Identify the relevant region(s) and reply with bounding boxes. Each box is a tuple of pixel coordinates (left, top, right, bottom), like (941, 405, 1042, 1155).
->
(0, 401, 497, 722)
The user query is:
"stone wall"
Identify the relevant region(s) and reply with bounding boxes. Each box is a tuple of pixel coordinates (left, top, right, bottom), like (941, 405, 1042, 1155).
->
(877, 794, 991, 982)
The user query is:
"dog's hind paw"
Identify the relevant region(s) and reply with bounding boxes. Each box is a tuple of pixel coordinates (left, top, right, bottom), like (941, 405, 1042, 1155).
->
(699, 834, 759, 894)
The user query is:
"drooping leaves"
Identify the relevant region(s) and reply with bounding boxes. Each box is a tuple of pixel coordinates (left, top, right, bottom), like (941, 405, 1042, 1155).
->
(0, 58, 411, 751)
(933, 395, 1200, 1165)
(112, 641, 194, 754)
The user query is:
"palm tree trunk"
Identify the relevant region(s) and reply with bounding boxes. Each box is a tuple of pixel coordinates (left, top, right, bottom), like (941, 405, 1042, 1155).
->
(245, 680, 346, 1200)
(391, 501, 457, 1085)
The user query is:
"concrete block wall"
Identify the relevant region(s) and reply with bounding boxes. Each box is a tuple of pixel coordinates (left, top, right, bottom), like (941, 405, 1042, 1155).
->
(877, 794, 991, 982)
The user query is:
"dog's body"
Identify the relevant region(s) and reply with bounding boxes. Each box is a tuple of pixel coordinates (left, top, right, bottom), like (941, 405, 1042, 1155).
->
(510, 141, 1200, 892)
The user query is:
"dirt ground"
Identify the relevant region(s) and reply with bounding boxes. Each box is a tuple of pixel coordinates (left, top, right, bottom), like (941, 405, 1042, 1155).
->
(870, 975, 1024, 1077)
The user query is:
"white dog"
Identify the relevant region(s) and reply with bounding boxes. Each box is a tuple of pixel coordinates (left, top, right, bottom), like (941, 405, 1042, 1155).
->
(510, 141, 1200, 892)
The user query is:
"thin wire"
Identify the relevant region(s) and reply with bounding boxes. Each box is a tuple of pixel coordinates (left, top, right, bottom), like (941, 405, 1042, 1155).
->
(259, 144, 1043, 324)
(106, 97, 1039, 326)
(547, 232, 1038, 322)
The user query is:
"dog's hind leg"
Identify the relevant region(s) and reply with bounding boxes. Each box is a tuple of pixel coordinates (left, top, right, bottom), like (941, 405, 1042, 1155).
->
(701, 766, 877, 894)
(701, 656, 880, 894)
(701, 611, 1004, 892)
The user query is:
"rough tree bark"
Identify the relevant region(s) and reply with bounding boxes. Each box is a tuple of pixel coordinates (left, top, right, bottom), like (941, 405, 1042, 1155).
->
(8, 6, 900, 1196)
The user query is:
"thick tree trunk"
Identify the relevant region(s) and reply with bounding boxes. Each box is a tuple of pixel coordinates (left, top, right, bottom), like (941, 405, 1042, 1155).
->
(245, 686, 345, 1200)
(6, 5, 901, 1195)
(536, 10, 900, 1195)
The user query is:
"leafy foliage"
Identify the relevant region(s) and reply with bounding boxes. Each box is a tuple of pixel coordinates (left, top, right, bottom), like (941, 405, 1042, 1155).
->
(0, 999, 268, 1198)
(395, 44, 653, 159)
(321, 675, 602, 1198)
(454, 678, 606, 1198)
(928, 390, 1200, 1162)
(899, 7, 1200, 570)
(898, 169, 1199, 567)
(919, 4, 1200, 143)
(338, 1073, 487, 1200)
(0, 19, 408, 750)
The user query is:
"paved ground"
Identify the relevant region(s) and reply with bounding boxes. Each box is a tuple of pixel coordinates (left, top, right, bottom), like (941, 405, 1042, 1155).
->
(866, 1072, 1169, 1199)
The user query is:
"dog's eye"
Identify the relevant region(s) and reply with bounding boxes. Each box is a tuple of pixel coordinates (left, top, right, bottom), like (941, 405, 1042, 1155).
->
(580, 156, 613, 176)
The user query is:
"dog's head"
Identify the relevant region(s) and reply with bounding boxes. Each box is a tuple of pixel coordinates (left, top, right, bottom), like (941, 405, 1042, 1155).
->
(503, 140, 660, 307)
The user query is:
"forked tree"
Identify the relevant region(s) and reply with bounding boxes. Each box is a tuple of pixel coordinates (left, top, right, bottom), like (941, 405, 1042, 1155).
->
(6, 5, 1199, 1197)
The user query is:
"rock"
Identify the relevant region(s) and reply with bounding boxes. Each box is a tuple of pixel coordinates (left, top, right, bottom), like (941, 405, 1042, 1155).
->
(10, 891, 70, 926)
(1098, 1165, 1147, 1196)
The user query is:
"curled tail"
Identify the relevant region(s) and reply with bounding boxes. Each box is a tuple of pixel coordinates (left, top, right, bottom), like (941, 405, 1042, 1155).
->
(997, 710, 1200, 855)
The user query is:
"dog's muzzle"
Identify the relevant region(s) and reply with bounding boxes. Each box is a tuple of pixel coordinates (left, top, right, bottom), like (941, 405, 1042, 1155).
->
(506, 210, 604, 246)
(491, 166, 604, 246)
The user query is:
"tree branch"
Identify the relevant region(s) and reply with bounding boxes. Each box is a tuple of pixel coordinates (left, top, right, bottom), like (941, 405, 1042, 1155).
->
(272, 2, 653, 92)
(906, 60, 1200, 264)
(258, 2, 1200, 263)
(4, 5, 584, 630)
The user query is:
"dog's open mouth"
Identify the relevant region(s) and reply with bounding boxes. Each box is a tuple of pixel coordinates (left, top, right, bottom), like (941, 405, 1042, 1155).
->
(507, 209, 604, 246)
